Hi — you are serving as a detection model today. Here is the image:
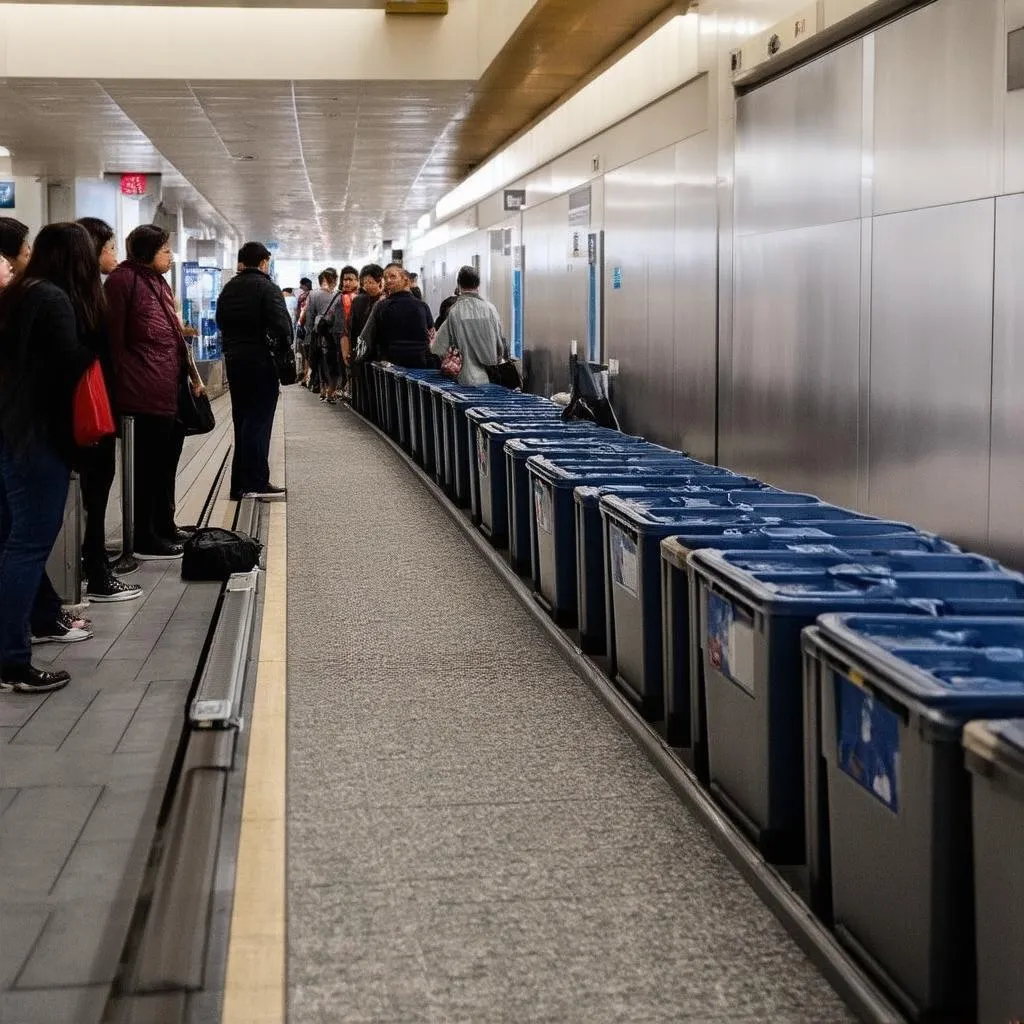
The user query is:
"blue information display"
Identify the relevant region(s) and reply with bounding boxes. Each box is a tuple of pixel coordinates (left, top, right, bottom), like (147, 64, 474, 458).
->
(835, 675, 900, 813)
(511, 267, 524, 359)
(0, 181, 15, 209)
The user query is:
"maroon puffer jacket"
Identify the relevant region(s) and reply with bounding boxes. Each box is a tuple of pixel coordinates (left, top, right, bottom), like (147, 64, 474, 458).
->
(105, 261, 183, 418)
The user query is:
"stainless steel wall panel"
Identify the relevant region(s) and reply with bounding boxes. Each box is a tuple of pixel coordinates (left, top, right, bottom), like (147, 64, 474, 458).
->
(672, 130, 719, 463)
(867, 200, 995, 545)
(730, 221, 863, 507)
(873, 0, 1003, 215)
(989, 192, 1024, 566)
(735, 40, 864, 236)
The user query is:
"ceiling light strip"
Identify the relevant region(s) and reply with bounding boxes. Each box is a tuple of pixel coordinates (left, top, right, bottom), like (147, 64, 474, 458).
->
(290, 81, 329, 255)
(434, 12, 699, 222)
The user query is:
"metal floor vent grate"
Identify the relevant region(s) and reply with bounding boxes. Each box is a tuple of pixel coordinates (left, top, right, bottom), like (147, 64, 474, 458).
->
(189, 568, 259, 729)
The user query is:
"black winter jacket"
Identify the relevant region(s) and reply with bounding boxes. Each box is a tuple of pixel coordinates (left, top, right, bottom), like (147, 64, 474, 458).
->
(0, 281, 95, 466)
(216, 269, 294, 368)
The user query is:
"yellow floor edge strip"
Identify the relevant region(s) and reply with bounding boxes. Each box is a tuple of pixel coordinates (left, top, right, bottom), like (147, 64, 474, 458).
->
(222, 403, 288, 1024)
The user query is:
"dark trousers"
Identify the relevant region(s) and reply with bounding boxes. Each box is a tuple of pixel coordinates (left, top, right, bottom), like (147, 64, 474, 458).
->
(132, 414, 183, 548)
(226, 356, 279, 498)
(30, 572, 64, 635)
(80, 434, 116, 579)
(0, 442, 70, 668)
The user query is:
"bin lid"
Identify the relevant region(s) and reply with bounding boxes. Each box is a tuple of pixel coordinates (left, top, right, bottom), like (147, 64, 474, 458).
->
(719, 551, 1000, 576)
(503, 437, 644, 455)
(963, 719, 1024, 777)
(693, 551, 1024, 618)
(527, 456, 713, 485)
(574, 476, 764, 505)
(814, 614, 1024, 712)
(600, 494, 874, 526)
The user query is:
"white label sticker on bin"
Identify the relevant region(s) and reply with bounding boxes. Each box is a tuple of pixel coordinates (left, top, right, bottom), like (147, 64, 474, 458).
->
(705, 593, 755, 696)
(835, 675, 900, 814)
(477, 432, 489, 476)
(533, 479, 553, 534)
(609, 524, 638, 597)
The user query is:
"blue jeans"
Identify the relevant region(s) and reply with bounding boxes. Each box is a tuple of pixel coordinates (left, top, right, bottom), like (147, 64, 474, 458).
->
(0, 442, 70, 669)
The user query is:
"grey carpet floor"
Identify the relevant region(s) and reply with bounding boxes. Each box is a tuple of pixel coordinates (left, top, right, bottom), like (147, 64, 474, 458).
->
(284, 389, 855, 1024)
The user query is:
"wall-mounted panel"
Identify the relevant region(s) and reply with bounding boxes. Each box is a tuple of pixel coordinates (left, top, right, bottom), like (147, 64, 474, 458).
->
(868, 200, 995, 544)
(735, 38, 863, 236)
(873, 0, 1002, 215)
(1006, 0, 1024, 192)
(672, 130, 718, 463)
(727, 220, 862, 506)
(989, 192, 1024, 566)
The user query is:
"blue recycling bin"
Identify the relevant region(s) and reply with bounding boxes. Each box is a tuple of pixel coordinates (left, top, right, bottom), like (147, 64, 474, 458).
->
(473, 420, 609, 544)
(657, 521, 959, 776)
(417, 376, 466, 474)
(599, 492, 848, 718)
(400, 369, 442, 464)
(442, 390, 555, 506)
(370, 362, 387, 428)
(690, 547, 1024, 866)
(527, 462, 751, 628)
(805, 614, 1024, 1020)
(503, 437, 653, 571)
(963, 717, 1024, 1024)
(528, 457, 717, 623)
(458, 405, 563, 518)
(573, 476, 769, 657)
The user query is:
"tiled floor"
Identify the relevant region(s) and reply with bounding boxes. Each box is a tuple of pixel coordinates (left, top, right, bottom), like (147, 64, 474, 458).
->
(0, 419, 227, 1024)
(285, 390, 858, 1024)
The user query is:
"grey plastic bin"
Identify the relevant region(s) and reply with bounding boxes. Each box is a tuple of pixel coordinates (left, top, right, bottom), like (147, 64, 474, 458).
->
(964, 718, 1024, 1024)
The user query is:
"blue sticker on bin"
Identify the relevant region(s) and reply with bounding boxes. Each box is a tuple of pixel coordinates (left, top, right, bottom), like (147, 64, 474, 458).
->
(705, 593, 756, 695)
(609, 524, 638, 597)
(533, 479, 552, 534)
(836, 675, 900, 813)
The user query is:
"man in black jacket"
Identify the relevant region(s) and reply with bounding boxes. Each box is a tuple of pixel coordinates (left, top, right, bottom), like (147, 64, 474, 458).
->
(360, 263, 433, 368)
(216, 242, 293, 500)
(344, 263, 383, 412)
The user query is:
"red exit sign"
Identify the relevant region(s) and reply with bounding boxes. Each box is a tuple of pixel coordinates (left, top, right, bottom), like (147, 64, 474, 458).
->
(120, 173, 147, 196)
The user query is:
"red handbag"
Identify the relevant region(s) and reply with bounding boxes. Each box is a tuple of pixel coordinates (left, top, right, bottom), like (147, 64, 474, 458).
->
(73, 360, 116, 447)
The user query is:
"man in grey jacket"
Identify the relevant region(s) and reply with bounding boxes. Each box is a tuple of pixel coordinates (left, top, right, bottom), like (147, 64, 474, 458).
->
(430, 265, 507, 385)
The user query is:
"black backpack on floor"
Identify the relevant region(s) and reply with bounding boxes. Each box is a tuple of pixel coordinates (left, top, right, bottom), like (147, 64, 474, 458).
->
(181, 528, 262, 582)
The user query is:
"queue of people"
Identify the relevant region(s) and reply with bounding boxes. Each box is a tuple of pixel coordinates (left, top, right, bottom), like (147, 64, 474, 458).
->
(0, 217, 205, 694)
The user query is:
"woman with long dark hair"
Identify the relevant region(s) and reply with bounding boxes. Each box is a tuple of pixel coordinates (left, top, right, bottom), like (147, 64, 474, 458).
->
(0, 223, 101, 692)
(75, 218, 142, 602)
(105, 225, 205, 559)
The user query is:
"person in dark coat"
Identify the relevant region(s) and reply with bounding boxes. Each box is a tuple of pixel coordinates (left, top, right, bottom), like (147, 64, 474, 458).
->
(0, 223, 102, 693)
(216, 242, 293, 500)
(360, 263, 433, 369)
(344, 263, 383, 412)
(105, 225, 205, 560)
(74, 217, 142, 602)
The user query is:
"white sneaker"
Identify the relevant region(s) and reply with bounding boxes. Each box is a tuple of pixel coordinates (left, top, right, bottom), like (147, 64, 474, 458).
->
(31, 623, 93, 645)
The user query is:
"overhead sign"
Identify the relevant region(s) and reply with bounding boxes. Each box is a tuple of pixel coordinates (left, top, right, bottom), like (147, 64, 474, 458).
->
(504, 189, 527, 212)
(120, 173, 148, 197)
(0, 181, 14, 209)
(385, 0, 448, 13)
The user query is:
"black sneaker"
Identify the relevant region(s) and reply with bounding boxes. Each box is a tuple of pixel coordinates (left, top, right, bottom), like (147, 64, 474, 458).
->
(1, 665, 72, 693)
(31, 615, 93, 645)
(134, 541, 184, 561)
(86, 573, 143, 603)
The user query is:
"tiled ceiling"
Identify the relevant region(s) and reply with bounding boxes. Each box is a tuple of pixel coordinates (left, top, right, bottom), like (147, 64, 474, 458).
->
(104, 79, 476, 258)
(0, 78, 234, 234)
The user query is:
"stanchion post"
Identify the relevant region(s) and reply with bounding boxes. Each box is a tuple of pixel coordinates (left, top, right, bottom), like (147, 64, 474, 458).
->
(112, 415, 139, 576)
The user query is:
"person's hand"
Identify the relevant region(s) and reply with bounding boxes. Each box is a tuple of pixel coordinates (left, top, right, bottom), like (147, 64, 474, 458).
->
(191, 378, 206, 398)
